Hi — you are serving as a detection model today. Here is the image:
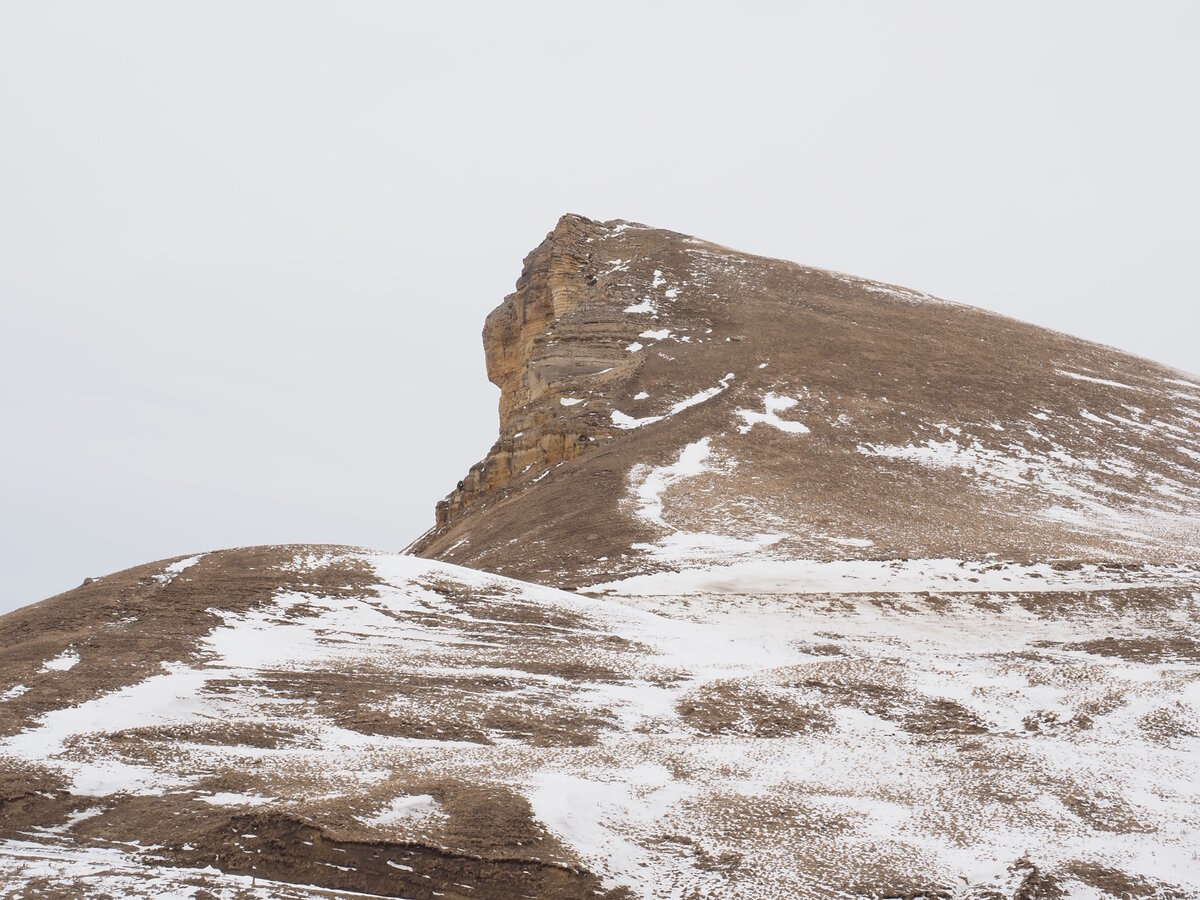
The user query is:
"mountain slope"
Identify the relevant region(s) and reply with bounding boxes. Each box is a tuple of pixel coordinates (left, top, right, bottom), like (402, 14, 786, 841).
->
(410, 214, 1200, 588)
(2, 215, 1199, 899)
(3, 547, 1198, 898)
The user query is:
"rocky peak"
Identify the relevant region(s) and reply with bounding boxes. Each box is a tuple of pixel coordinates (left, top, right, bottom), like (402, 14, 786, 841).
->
(413, 213, 1200, 586)
(430, 214, 648, 529)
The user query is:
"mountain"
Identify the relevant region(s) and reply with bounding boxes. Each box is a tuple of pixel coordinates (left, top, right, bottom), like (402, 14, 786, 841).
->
(409, 215, 1200, 587)
(2, 216, 1198, 899)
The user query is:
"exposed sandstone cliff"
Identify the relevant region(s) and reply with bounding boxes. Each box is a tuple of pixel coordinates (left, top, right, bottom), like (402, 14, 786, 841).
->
(430, 215, 643, 529)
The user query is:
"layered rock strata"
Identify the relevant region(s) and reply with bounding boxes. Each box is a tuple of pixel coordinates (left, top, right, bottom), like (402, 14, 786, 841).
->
(431, 215, 645, 529)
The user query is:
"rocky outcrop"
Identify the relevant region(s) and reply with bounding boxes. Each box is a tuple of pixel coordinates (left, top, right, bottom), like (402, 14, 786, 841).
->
(429, 215, 645, 530)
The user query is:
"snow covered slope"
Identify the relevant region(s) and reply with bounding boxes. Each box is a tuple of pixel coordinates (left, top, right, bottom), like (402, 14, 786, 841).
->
(2, 547, 1199, 898)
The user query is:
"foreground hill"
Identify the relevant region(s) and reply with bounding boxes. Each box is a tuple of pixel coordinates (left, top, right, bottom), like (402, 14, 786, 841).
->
(3, 547, 1198, 898)
(2, 216, 1198, 898)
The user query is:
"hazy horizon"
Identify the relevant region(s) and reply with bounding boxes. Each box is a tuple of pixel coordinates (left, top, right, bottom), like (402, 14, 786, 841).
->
(2, 1, 1198, 612)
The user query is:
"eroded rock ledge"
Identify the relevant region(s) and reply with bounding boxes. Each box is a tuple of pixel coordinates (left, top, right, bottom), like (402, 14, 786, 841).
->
(426, 214, 644, 533)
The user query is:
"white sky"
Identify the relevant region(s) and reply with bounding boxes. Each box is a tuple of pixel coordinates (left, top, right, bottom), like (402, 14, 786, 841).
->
(2, 2, 1197, 612)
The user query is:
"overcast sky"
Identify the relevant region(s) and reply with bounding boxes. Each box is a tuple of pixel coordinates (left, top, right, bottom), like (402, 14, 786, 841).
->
(2, 2, 1197, 612)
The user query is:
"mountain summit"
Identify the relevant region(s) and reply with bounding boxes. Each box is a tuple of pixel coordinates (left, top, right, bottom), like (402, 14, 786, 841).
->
(412, 214, 1200, 588)
(2, 216, 1198, 899)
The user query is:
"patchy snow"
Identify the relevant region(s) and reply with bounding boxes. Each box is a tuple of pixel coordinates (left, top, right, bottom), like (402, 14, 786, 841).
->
(624, 298, 656, 314)
(611, 375, 734, 430)
(736, 393, 810, 435)
(829, 271, 940, 304)
(560, 397, 583, 406)
(41, 807, 106, 834)
(1, 685, 29, 701)
(640, 329, 671, 341)
(611, 410, 664, 430)
(1, 548, 1199, 898)
(859, 438, 1031, 483)
(588, 556, 1200, 597)
(528, 766, 694, 883)
(153, 555, 203, 586)
(1057, 369, 1145, 392)
(0, 836, 371, 898)
(600, 258, 630, 275)
(633, 391, 649, 400)
(39, 649, 80, 672)
(634, 530, 783, 562)
(628, 438, 713, 527)
(626, 341, 643, 352)
(823, 535, 875, 548)
(856, 429, 1200, 544)
(669, 372, 734, 415)
(622, 434, 785, 566)
(360, 793, 444, 829)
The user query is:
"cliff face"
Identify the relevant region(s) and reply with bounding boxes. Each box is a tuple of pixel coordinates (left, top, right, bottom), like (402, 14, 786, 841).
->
(432, 215, 644, 528)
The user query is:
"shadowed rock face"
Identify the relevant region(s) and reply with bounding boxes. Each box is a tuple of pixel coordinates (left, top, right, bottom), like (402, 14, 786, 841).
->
(413, 214, 1200, 588)
(3, 216, 1199, 899)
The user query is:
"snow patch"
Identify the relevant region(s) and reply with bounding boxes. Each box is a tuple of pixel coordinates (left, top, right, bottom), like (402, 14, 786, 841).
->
(590, 557, 1199, 597)
(611, 375, 734, 430)
(527, 766, 693, 883)
(611, 410, 664, 430)
(736, 393, 809, 435)
(39, 650, 80, 673)
(153, 555, 203, 586)
(1057, 369, 1144, 392)
(361, 794, 444, 828)
(629, 438, 712, 528)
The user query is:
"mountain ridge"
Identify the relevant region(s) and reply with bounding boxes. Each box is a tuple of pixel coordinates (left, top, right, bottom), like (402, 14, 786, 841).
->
(411, 213, 1200, 589)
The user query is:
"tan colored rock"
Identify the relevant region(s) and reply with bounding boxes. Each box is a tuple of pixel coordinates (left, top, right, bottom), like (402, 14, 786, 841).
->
(431, 215, 646, 530)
